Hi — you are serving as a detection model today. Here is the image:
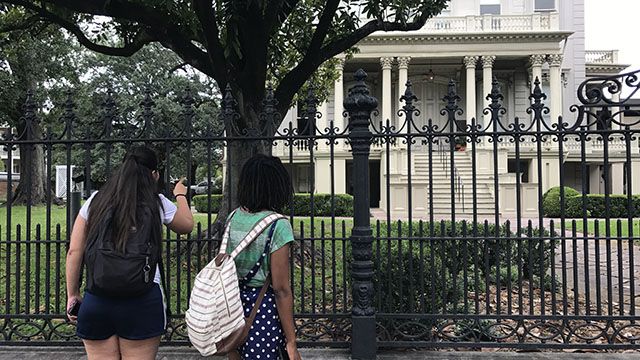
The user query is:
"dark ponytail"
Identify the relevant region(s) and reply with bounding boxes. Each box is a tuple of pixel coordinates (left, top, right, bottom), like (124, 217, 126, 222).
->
(86, 146, 162, 252)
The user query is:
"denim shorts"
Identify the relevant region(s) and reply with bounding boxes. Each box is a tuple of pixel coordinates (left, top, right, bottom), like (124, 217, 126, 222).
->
(76, 283, 166, 340)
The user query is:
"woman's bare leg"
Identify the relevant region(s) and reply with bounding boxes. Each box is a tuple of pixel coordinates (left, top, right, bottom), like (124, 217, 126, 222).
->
(83, 335, 120, 360)
(119, 336, 161, 360)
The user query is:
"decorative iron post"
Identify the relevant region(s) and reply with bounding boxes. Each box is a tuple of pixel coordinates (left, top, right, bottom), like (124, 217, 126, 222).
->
(344, 69, 378, 359)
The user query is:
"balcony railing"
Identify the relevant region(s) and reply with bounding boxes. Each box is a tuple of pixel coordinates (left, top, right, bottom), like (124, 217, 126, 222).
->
(586, 50, 619, 64)
(369, 12, 560, 34)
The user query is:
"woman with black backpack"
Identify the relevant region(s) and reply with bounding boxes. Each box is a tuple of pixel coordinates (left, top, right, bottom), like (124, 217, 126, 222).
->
(65, 146, 194, 360)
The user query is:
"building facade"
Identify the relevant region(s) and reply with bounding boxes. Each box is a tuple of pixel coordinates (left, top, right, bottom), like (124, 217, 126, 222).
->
(272, 0, 636, 219)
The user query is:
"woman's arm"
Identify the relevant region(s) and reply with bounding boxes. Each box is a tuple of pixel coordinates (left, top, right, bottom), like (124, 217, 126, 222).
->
(65, 216, 88, 321)
(167, 179, 194, 234)
(271, 244, 301, 360)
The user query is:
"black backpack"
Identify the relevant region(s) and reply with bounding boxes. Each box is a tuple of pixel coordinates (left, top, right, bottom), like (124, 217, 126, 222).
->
(84, 204, 162, 297)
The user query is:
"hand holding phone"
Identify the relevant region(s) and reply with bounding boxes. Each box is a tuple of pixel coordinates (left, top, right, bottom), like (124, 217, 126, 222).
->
(67, 298, 81, 321)
(173, 176, 188, 197)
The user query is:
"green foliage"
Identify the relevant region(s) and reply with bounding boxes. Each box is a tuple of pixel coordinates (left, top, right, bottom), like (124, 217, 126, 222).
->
(542, 186, 581, 217)
(565, 194, 640, 218)
(193, 193, 354, 217)
(1, 0, 451, 117)
(371, 220, 555, 313)
(193, 194, 223, 213)
(283, 194, 353, 217)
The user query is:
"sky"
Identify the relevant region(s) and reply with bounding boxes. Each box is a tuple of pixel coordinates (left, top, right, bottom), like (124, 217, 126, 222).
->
(585, 0, 640, 73)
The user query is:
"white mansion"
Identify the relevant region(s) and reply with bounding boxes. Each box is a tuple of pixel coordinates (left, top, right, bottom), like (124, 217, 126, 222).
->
(273, 0, 635, 219)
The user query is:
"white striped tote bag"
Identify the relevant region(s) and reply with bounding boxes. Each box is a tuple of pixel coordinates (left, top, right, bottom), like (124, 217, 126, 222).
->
(185, 211, 285, 356)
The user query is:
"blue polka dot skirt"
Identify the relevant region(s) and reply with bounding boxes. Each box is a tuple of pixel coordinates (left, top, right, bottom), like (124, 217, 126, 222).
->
(238, 285, 283, 359)
(236, 221, 284, 359)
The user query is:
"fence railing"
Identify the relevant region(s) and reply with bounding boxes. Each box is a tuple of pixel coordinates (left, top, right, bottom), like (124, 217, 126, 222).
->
(2, 68, 640, 357)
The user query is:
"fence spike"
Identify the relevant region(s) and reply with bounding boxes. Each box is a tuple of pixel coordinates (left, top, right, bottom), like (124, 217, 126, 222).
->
(61, 90, 76, 140)
(304, 87, 318, 135)
(442, 79, 462, 132)
(221, 84, 238, 134)
(102, 88, 116, 137)
(527, 77, 549, 127)
(180, 87, 195, 136)
(140, 86, 155, 138)
(261, 84, 279, 136)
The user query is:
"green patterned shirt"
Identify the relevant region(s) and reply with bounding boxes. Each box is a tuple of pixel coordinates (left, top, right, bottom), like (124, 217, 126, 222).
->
(225, 208, 295, 287)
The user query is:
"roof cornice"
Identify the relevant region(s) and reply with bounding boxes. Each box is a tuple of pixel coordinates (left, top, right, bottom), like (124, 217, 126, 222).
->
(586, 63, 630, 74)
(361, 31, 573, 44)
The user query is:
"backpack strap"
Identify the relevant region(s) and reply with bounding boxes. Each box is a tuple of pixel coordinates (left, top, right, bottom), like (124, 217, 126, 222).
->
(217, 208, 239, 254)
(225, 213, 286, 260)
(239, 221, 277, 286)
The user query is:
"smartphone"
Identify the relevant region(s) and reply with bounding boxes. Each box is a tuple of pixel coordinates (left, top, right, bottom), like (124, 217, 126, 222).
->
(68, 300, 81, 317)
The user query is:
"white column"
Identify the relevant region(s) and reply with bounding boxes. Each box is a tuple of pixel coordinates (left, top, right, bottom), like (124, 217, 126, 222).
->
(482, 55, 496, 129)
(397, 57, 411, 114)
(333, 58, 345, 133)
(380, 57, 394, 122)
(612, 91, 621, 130)
(612, 163, 624, 194)
(548, 54, 563, 122)
(529, 54, 545, 92)
(464, 56, 479, 122)
(318, 101, 329, 151)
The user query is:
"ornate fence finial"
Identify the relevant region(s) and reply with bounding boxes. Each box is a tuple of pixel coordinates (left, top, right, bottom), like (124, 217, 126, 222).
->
(260, 84, 279, 136)
(527, 76, 549, 126)
(488, 76, 504, 109)
(140, 86, 155, 137)
(304, 87, 318, 135)
(102, 88, 116, 137)
(221, 84, 239, 135)
(399, 80, 418, 133)
(22, 90, 39, 140)
(400, 80, 418, 111)
(485, 76, 505, 130)
(61, 90, 75, 139)
(262, 84, 277, 115)
(344, 69, 378, 130)
(442, 79, 462, 131)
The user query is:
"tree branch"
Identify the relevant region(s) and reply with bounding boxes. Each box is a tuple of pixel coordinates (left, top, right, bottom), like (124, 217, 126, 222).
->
(4, 0, 221, 83)
(275, 11, 438, 117)
(31, 0, 179, 32)
(265, 0, 301, 34)
(192, 0, 228, 86)
(158, 35, 215, 79)
(5, 0, 154, 56)
(306, 0, 340, 56)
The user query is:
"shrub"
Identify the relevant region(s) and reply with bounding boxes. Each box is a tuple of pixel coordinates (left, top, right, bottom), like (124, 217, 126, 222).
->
(542, 186, 581, 217)
(283, 194, 353, 217)
(370, 220, 554, 314)
(282, 194, 353, 217)
(565, 194, 640, 218)
(193, 193, 353, 216)
(193, 194, 222, 213)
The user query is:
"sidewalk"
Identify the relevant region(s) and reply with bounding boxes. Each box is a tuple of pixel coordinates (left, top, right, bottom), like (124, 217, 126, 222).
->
(1, 347, 639, 360)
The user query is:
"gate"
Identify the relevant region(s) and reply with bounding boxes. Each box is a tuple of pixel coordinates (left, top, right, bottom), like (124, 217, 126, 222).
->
(0, 68, 639, 357)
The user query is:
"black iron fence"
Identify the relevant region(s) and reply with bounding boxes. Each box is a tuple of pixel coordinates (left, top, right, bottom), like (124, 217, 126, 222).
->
(1, 68, 640, 356)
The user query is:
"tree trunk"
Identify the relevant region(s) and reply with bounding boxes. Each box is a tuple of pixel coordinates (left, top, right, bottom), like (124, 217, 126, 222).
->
(208, 101, 275, 240)
(12, 142, 48, 205)
(10, 97, 59, 205)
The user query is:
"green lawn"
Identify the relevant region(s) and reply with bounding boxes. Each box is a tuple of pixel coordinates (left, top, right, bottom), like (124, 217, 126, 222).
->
(564, 219, 640, 237)
(0, 204, 354, 320)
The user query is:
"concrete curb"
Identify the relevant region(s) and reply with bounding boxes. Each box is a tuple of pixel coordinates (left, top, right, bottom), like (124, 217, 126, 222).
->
(1, 347, 640, 359)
